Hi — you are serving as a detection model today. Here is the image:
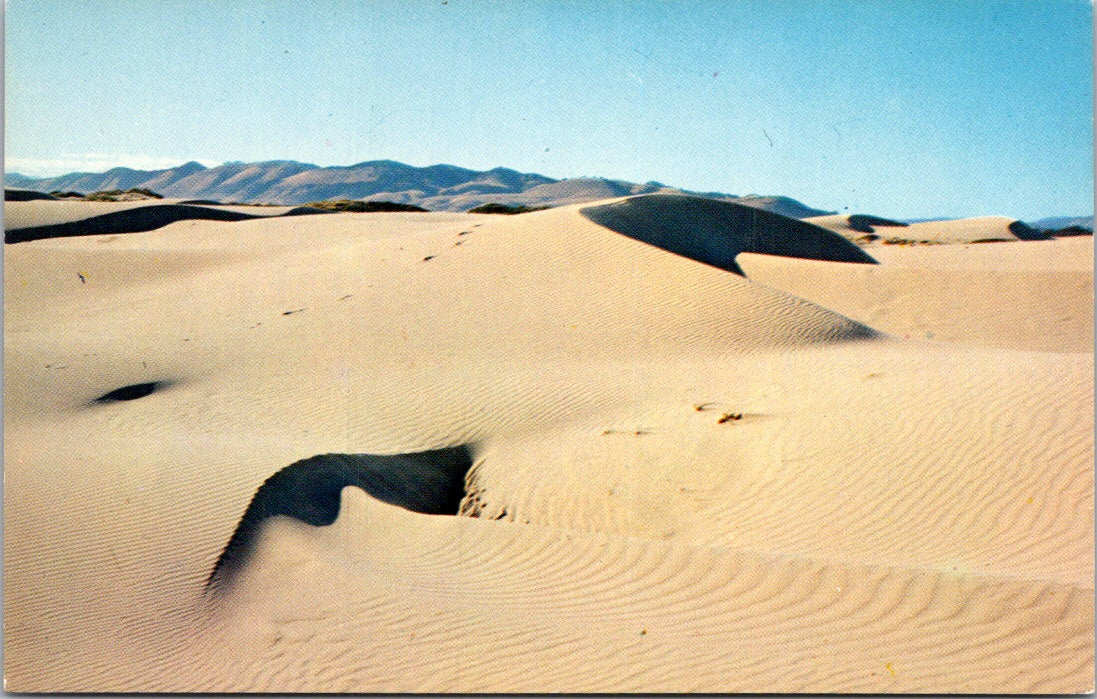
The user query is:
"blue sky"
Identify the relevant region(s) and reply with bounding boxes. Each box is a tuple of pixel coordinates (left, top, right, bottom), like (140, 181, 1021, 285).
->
(5, 0, 1093, 219)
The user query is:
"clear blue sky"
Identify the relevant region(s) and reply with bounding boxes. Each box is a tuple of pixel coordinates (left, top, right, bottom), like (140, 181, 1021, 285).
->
(5, 0, 1093, 219)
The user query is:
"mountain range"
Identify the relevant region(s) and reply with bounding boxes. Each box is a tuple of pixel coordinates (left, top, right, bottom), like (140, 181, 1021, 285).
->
(5, 160, 831, 218)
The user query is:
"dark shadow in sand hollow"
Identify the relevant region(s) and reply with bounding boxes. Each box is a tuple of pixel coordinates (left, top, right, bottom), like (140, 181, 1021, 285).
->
(93, 382, 165, 403)
(581, 194, 877, 276)
(206, 446, 474, 592)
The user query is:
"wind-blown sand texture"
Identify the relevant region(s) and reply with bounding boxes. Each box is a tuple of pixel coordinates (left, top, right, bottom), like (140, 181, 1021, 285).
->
(4, 194, 1092, 692)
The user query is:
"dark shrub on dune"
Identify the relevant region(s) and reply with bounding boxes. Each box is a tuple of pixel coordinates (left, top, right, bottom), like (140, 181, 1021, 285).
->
(49, 190, 86, 199)
(468, 202, 550, 215)
(302, 199, 428, 213)
(84, 187, 164, 202)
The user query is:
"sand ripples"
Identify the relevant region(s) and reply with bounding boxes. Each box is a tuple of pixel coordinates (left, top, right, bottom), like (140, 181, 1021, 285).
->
(3, 197, 1091, 691)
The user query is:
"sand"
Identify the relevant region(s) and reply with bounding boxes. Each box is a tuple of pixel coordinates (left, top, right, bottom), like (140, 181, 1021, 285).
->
(806, 213, 1053, 245)
(3, 194, 1092, 692)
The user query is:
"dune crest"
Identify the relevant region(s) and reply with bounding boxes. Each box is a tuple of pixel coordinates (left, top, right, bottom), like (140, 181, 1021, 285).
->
(581, 193, 877, 275)
(207, 447, 474, 591)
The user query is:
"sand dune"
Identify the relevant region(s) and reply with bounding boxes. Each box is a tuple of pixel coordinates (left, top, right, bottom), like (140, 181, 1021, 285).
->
(805, 212, 910, 240)
(582, 194, 877, 275)
(738, 236, 1093, 351)
(4, 196, 1092, 691)
(807, 213, 1053, 245)
(3, 187, 57, 202)
(207, 447, 474, 591)
(3, 199, 306, 243)
(899, 216, 1049, 244)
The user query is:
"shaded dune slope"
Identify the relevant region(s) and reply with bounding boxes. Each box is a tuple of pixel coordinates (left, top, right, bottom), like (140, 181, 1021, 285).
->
(207, 447, 474, 591)
(5, 188, 57, 202)
(847, 213, 908, 232)
(1006, 219, 1050, 240)
(805, 213, 910, 239)
(581, 194, 876, 275)
(5, 204, 265, 243)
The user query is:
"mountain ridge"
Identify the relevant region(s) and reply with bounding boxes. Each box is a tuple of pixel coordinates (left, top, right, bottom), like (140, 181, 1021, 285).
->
(5, 160, 832, 217)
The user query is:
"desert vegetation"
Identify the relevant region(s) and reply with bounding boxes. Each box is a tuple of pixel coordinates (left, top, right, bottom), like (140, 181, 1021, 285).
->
(84, 188, 164, 201)
(301, 199, 428, 213)
(467, 202, 550, 214)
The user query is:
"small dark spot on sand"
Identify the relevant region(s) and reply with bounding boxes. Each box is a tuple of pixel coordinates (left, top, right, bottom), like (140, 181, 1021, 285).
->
(422, 255, 435, 262)
(94, 382, 162, 403)
(337, 294, 353, 301)
(282, 308, 306, 315)
(458, 230, 471, 236)
(717, 412, 742, 424)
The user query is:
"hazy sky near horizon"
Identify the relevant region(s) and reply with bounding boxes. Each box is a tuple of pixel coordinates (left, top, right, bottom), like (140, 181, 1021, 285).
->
(5, 0, 1093, 219)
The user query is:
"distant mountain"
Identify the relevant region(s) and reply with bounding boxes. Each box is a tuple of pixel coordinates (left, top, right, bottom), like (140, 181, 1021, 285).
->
(1028, 215, 1093, 231)
(5, 159, 834, 217)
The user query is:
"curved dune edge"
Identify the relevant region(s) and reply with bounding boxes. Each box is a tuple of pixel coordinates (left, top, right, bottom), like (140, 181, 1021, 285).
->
(207, 447, 473, 591)
(4, 188, 57, 201)
(806, 214, 1054, 245)
(805, 212, 910, 240)
(3, 198, 1090, 692)
(5, 204, 268, 243)
(737, 236, 1094, 352)
(898, 217, 1050, 244)
(581, 193, 877, 275)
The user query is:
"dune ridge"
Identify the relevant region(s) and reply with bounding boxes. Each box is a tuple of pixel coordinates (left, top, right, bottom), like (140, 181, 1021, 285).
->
(582, 194, 877, 275)
(207, 447, 474, 591)
(737, 236, 1093, 351)
(5, 202, 284, 243)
